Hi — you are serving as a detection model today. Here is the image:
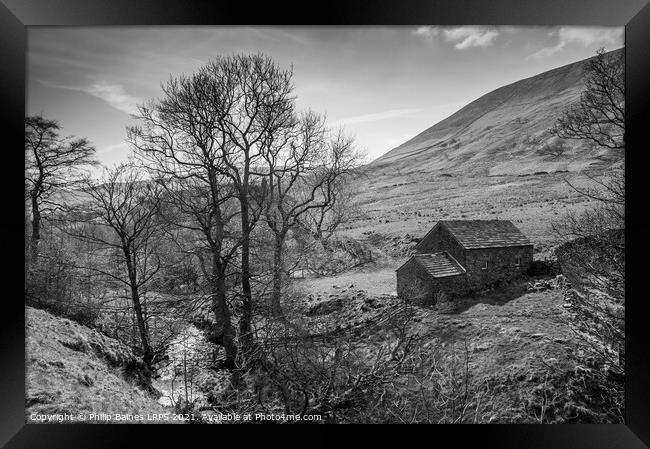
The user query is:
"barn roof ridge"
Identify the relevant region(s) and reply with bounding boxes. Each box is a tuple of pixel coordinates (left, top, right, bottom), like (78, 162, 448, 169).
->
(436, 219, 532, 249)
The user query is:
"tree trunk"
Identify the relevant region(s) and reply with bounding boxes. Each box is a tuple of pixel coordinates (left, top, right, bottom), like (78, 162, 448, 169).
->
(238, 190, 254, 353)
(30, 193, 41, 267)
(206, 171, 238, 369)
(271, 231, 287, 317)
(211, 254, 237, 369)
(130, 284, 153, 373)
(124, 248, 154, 383)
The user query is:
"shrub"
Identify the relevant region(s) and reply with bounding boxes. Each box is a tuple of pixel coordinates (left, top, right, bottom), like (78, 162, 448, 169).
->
(527, 259, 559, 276)
(435, 291, 457, 313)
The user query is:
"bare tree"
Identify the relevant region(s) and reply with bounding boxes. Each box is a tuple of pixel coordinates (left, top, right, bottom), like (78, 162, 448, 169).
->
(67, 163, 164, 381)
(551, 48, 624, 150)
(551, 47, 625, 207)
(128, 72, 242, 368)
(261, 111, 360, 316)
(204, 54, 297, 349)
(131, 54, 299, 358)
(25, 115, 97, 266)
(127, 54, 358, 369)
(158, 176, 241, 369)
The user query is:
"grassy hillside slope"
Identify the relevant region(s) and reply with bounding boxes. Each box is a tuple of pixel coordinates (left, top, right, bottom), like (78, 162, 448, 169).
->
(26, 306, 172, 423)
(370, 49, 623, 177)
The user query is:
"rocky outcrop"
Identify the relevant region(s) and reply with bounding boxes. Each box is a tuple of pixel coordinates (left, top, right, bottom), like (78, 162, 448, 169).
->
(526, 274, 570, 292)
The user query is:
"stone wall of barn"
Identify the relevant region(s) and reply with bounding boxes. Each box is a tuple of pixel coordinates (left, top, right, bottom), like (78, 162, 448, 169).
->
(463, 245, 533, 291)
(396, 259, 434, 304)
(396, 259, 469, 306)
(415, 225, 466, 265)
(429, 275, 470, 304)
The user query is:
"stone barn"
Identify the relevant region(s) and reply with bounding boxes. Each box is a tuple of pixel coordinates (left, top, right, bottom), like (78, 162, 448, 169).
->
(396, 220, 533, 305)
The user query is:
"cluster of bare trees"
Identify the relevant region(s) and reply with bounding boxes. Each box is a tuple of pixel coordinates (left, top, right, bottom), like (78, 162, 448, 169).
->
(550, 48, 625, 395)
(67, 165, 167, 374)
(125, 54, 360, 370)
(25, 54, 360, 386)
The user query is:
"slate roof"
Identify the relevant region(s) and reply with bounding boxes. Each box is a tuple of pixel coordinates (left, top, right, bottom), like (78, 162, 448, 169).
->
(440, 220, 532, 249)
(405, 252, 466, 278)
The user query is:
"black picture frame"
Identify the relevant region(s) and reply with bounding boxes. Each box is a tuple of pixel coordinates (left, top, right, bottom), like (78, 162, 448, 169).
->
(2, 0, 649, 447)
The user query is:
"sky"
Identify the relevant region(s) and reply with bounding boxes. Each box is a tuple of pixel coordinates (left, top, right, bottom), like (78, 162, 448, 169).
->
(27, 26, 623, 168)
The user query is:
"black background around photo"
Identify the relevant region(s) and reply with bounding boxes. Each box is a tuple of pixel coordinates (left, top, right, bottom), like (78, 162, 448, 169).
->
(1, 0, 648, 447)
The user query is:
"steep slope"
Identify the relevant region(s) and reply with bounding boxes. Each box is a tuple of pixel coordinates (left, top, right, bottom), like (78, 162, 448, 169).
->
(25, 306, 171, 422)
(370, 49, 623, 176)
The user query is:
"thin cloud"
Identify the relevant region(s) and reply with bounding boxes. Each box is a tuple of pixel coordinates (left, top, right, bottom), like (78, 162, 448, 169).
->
(97, 141, 130, 156)
(528, 27, 624, 59)
(413, 26, 440, 41)
(81, 81, 142, 115)
(443, 26, 500, 49)
(328, 108, 420, 127)
(38, 79, 141, 115)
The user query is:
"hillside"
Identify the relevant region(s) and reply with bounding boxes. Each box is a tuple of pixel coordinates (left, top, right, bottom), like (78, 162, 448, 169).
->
(342, 50, 624, 254)
(370, 49, 623, 177)
(25, 306, 172, 423)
